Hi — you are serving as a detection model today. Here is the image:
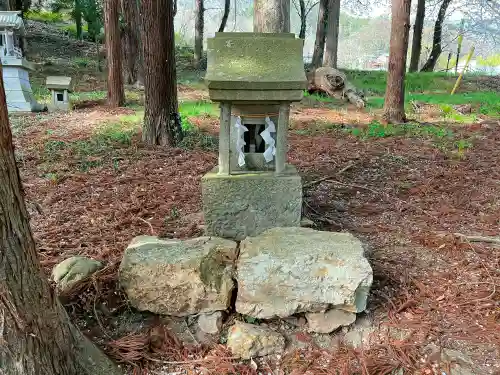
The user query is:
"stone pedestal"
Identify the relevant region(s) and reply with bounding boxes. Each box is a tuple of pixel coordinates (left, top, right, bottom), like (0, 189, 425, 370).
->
(2, 58, 41, 112)
(202, 165, 302, 240)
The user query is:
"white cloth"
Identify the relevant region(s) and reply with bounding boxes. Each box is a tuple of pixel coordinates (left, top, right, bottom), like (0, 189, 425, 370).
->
(235, 116, 248, 167)
(260, 116, 276, 163)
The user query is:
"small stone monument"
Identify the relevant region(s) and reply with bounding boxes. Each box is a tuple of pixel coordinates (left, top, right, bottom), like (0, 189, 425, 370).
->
(46, 76, 72, 111)
(202, 32, 307, 240)
(0, 11, 42, 112)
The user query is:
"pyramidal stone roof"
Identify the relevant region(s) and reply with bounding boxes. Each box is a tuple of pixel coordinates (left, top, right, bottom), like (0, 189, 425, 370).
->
(0, 11, 25, 34)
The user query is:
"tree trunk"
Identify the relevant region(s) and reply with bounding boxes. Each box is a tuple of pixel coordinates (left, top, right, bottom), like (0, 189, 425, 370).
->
(140, 0, 183, 146)
(323, 0, 340, 68)
(0, 66, 121, 375)
(254, 0, 291, 33)
(408, 0, 425, 72)
(74, 0, 83, 39)
(420, 0, 452, 72)
(311, 0, 328, 69)
(218, 0, 231, 32)
(298, 0, 306, 39)
(121, 0, 142, 85)
(194, 0, 204, 69)
(104, 0, 125, 106)
(383, 0, 412, 123)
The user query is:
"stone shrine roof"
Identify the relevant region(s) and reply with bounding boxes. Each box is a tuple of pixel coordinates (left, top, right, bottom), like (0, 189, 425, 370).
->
(205, 33, 307, 101)
(46, 76, 72, 91)
(0, 11, 25, 35)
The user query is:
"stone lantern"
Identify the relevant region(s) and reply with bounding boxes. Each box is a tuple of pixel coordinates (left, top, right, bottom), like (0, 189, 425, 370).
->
(0, 11, 43, 112)
(202, 32, 307, 240)
(46, 76, 72, 111)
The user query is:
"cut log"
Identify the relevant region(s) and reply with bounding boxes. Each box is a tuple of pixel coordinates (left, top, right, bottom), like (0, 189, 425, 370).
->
(307, 67, 366, 108)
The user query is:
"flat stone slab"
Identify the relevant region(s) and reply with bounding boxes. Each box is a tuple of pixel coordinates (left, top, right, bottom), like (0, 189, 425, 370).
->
(236, 228, 373, 319)
(201, 165, 302, 240)
(119, 236, 238, 316)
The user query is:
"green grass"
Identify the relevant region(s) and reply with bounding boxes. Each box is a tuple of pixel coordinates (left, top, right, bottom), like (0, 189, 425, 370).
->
(179, 100, 218, 117)
(367, 91, 500, 117)
(303, 91, 334, 103)
(344, 120, 454, 139)
(344, 120, 475, 159)
(346, 70, 457, 95)
(26, 10, 63, 23)
(42, 116, 141, 172)
(179, 100, 219, 131)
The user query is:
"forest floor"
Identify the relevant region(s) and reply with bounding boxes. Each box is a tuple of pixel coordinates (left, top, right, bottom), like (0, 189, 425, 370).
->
(11, 20, 500, 375)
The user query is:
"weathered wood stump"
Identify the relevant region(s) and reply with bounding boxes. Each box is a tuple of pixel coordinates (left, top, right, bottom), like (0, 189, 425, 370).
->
(307, 67, 366, 109)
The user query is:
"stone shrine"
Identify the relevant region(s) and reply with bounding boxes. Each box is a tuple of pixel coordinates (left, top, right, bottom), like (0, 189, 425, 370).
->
(0, 11, 42, 112)
(46, 76, 72, 111)
(202, 32, 307, 240)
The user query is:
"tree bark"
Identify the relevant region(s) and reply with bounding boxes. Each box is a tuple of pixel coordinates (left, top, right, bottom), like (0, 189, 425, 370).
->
(420, 0, 452, 72)
(104, 0, 125, 106)
(218, 0, 231, 32)
(121, 0, 142, 85)
(0, 66, 121, 375)
(194, 0, 204, 69)
(74, 0, 83, 39)
(311, 0, 328, 69)
(383, 0, 412, 123)
(408, 0, 425, 72)
(323, 0, 340, 68)
(298, 0, 306, 39)
(140, 0, 183, 146)
(254, 0, 291, 33)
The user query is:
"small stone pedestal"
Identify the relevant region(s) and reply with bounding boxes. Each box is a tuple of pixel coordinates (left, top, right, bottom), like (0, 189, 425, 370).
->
(202, 165, 302, 240)
(202, 32, 307, 240)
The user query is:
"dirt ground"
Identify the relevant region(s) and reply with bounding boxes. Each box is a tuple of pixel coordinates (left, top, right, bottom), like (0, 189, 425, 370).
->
(12, 87, 499, 374)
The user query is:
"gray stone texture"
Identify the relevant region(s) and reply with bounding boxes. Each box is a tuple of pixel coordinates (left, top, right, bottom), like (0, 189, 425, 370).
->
(205, 32, 307, 94)
(52, 256, 103, 293)
(198, 311, 224, 335)
(227, 321, 285, 359)
(236, 228, 373, 319)
(201, 166, 302, 240)
(119, 235, 238, 316)
(306, 309, 357, 333)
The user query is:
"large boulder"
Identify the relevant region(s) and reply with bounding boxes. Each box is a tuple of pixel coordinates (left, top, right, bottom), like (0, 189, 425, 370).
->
(227, 321, 285, 359)
(119, 236, 238, 316)
(52, 256, 103, 293)
(236, 228, 372, 319)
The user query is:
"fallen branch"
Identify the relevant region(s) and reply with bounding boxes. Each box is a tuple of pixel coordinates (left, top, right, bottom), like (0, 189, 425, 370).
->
(325, 180, 378, 194)
(303, 162, 355, 188)
(453, 233, 500, 245)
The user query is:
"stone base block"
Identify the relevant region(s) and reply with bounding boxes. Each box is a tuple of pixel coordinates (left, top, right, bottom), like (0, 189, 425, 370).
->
(201, 165, 302, 240)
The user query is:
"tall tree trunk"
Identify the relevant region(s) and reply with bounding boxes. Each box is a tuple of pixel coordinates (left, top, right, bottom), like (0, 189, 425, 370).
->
(104, 0, 125, 106)
(121, 0, 142, 85)
(74, 0, 83, 39)
(218, 0, 230, 32)
(254, 0, 291, 33)
(420, 0, 452, 72)
(298, 0, 306, 39)
(140, 0, 183, 146)
(194, 0, 204, 69)
(323, 0, 340, 68)
(311, 0, 328, 69)
(0, 66, 121, 375)
(409, 0, 425, 72)
(383, 0, 412, 123)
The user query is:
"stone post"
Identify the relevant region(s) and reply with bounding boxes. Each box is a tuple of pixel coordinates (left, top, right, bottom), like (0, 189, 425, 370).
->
(218, 102, 231, 175)
(275, 102, 290, 174)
